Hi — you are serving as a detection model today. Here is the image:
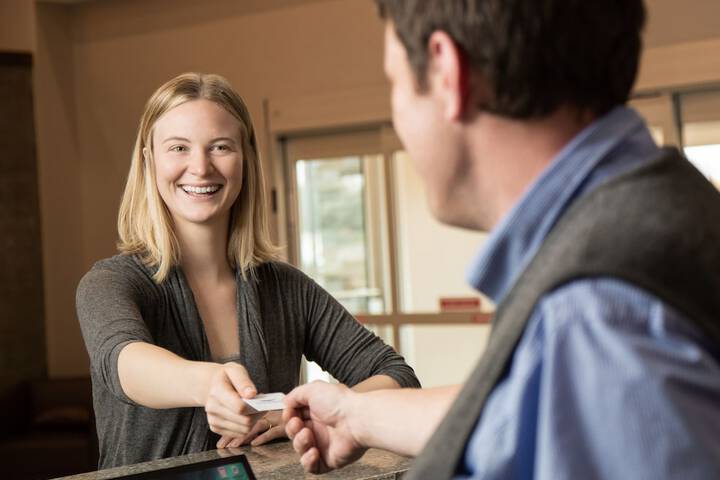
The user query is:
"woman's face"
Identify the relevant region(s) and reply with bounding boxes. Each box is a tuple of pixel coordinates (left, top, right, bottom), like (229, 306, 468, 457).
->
(150, 99, 244, 230)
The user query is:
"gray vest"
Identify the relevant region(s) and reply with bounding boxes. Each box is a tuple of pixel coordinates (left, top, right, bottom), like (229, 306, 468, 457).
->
(407, 148, 720, 479)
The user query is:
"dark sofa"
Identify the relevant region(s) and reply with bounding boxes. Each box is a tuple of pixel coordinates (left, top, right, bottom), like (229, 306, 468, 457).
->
(0, 377, 98, 480)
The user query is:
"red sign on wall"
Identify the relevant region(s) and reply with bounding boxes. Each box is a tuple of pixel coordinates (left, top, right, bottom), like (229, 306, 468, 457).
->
(439, 297, 482, 311)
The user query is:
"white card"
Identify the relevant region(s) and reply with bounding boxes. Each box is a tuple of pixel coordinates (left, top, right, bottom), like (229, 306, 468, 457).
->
(243, 392, 286, 413)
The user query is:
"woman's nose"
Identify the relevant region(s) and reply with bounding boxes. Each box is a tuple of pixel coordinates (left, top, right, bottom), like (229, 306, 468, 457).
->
(188, 150, 213, 176)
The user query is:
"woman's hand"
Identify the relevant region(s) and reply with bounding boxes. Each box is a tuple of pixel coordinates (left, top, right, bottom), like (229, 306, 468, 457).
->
(204, 362, 261, 444)
(249, 411, 287, 446)
(217, 410, 288, 448)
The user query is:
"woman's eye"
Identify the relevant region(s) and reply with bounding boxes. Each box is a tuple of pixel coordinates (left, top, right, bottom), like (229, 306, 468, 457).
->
(169, 145, 187, 153)
(213, 144, 229, 151)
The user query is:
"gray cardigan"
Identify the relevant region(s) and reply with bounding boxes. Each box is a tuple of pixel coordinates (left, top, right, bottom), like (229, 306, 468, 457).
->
(76, 254, 419, 469)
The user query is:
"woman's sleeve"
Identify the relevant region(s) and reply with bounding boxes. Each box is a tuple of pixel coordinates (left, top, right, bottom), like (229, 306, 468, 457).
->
(76, 266, 153, 404)
(291, 267, 421, 389)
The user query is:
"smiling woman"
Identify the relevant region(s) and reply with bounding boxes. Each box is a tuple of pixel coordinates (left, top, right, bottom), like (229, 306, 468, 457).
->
(116, 73, 272, 284)
(75, 73, 420, 470)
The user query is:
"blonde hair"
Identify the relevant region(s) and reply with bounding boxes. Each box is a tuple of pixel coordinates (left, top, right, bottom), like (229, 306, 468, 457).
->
(118, 72, 277, 282)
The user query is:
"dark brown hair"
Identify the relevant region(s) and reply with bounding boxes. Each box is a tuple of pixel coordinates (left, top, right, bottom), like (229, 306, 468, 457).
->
(376, 0, 646, 118)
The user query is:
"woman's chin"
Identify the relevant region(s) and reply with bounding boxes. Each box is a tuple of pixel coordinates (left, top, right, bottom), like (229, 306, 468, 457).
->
(173, 211, 227, 228)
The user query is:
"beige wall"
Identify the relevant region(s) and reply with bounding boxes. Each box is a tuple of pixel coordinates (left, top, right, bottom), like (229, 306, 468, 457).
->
(0, 0, 35, 53)
(35, 4, 86, 377)
(31, 0, 720, 377)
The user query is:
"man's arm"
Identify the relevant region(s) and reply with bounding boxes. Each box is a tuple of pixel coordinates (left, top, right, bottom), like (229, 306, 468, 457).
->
(349, 385, 459, 455)
(239, 375, 403, 448)
(284, 382, 460, 474)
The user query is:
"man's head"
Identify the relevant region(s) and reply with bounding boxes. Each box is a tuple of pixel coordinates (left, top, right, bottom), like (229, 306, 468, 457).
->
(376, 0, 646, 118)
(376, 0, 646, 230)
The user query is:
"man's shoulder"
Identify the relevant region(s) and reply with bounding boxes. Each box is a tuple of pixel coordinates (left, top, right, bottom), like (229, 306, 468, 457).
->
(537, 277, 699, 340)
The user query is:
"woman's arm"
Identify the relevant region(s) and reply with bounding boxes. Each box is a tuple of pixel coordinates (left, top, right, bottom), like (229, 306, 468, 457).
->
(117, 342, 235, 407)
(350, 374, 400, 392)
(118, 342, 208, 408)
(291, 266, 420, 389)
(77, 264, 261, 441)
(118, 342, 261, 440)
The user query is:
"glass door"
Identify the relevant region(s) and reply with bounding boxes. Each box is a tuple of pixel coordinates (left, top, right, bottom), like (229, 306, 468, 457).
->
(383, 128, 492, 388)
(283, 130, 392, 382)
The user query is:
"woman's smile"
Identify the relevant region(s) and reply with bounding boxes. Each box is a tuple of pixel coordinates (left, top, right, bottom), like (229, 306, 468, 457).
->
(179, 183, 224, 197)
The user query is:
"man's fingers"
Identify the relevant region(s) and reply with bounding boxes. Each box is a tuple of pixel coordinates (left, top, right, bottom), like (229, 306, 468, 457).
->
(224, 362, 257, 398)
(282, 405, 298, 424)
(285, 416, 303, 439)
(284, 383, 316, 411)
(301, 447, 328, 474)
(292, 426, 316, 456)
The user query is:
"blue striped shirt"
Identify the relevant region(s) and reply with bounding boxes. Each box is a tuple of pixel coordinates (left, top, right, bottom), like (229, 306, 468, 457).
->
(457, 107, 720, 479)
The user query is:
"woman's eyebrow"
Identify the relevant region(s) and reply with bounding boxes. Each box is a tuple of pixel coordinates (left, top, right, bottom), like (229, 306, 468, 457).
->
(162, 136, 191, 144)
(161, 136, 237, 144)
(210, 136, 237, 143)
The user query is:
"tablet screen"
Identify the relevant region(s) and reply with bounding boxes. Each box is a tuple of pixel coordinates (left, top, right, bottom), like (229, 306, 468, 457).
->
(118, 454, 257, 480)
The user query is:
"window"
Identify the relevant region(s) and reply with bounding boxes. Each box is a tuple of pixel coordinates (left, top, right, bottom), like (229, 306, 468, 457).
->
(681, 89, 720, 188)
(282, 128, 491, 387)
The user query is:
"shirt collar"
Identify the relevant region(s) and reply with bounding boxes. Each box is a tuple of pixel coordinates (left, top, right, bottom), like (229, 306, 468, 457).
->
(466, 106, 658, 303)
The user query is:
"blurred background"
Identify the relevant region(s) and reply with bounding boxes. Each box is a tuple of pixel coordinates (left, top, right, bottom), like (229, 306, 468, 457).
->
(1, 0, 720, 476)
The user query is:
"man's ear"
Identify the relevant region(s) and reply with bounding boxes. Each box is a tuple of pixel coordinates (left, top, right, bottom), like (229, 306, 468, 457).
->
(427, 31, 472, 121)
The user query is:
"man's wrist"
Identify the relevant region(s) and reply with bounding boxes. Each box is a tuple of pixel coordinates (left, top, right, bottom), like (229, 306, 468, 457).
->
(346, 389, 371, 449)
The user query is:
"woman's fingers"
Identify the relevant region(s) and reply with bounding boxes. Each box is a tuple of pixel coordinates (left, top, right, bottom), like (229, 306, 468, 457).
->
(206, 401, 255, 425)
(234, 416, 269, 445)
(207, 381, 252, 415)
(226, 436, 246, 448)
(223, 363, 256, 399)
(217, 435, 232, 449)
(216, 416, 287, 448)
(251, 425, 287, 446)
(207, 411, 259, 437)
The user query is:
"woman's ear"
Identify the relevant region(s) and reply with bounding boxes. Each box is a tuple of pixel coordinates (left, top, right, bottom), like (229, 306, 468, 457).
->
(142, 146, 150, 162)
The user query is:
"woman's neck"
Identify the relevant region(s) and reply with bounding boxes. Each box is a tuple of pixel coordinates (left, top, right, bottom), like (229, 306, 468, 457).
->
(175, 217, 234, 283)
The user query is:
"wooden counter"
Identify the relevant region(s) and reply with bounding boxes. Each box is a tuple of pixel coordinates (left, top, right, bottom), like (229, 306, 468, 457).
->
(55, 440, 411, 480)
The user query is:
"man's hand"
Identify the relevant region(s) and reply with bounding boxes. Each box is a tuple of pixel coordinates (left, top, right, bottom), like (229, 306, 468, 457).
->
(204, 362, 262, 445)
(283, 381, 367, 474)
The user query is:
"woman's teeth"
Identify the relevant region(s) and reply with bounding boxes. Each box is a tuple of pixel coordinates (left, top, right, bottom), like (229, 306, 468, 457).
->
(181, 185, 221, 194)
